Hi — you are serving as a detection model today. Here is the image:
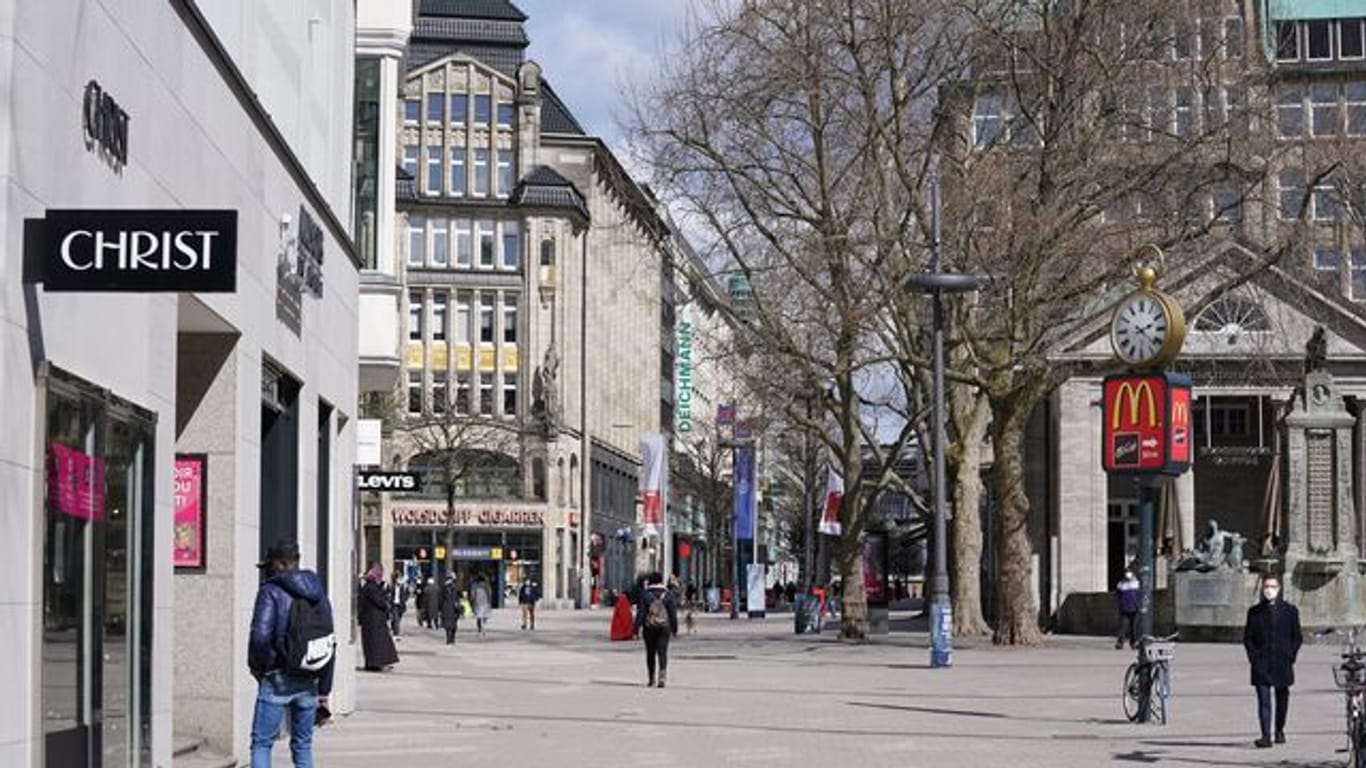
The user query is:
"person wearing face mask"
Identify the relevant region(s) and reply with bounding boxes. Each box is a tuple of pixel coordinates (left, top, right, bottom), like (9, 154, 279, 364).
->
(1242, 574, 1302, 749)
(1114, 569, 1140, 650)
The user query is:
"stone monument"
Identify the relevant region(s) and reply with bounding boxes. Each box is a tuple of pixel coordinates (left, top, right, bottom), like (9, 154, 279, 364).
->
(1282, 338, 1363, 628)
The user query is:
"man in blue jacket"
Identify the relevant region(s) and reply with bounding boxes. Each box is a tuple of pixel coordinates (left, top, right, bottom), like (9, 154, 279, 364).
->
(249, 540, 335, 767)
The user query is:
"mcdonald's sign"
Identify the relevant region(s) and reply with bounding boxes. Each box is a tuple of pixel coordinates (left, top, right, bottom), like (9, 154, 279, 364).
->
(1102, 372, 1192, 476)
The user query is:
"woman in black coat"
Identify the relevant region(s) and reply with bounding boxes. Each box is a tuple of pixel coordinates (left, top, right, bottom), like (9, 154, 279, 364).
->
(359, 564, 400, 671)
(1243, 573, 1302, 748)
(438, 576, 462, 644)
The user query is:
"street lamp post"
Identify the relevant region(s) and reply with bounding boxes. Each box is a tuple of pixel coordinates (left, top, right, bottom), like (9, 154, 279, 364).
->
(904, 173, 986, 670)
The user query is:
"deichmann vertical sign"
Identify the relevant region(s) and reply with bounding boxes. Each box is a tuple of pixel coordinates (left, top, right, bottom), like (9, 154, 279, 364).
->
(32, 209, 238, 292)
(1101, 372, 1192, 476)
(675, 313, 694, 434)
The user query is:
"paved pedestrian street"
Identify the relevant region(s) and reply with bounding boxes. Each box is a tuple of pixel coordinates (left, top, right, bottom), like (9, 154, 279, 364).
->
(289, 608, 1351, 767)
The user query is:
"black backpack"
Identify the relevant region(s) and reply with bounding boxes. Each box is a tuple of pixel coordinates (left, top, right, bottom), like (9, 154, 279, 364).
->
(284, 594, 336, 676)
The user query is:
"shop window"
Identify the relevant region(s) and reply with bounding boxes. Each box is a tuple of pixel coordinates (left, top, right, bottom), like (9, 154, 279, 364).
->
(502, 221, 520, 270)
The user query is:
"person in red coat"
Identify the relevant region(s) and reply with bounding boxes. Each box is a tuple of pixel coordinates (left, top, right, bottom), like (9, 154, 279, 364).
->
(610, 592, 635, 641)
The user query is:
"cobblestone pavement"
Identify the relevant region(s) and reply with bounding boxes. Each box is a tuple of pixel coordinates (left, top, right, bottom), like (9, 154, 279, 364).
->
(279, 607, 1354, 767)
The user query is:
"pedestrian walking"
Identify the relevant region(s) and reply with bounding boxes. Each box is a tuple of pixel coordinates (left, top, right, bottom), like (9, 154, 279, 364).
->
(1243, 573, 1303, 748)
(438, 574, 462, 645)
(1114, 569, 1140, 650)
(519, 579, 540, 630)
(421, 577, 440, 629)
(633, 572, 679, 688)
(248, 540, 336, 768)
(359, 564, 399, 672)
(388, 570, 407, 637)
(472, 574, 493, 637)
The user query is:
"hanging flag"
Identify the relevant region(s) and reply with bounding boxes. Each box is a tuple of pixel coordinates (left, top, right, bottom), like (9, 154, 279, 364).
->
(716, 403, 736, 426)
(820, 464, 843, 536)
(733, 445, 756, 540)
(640, 433, 666, 538)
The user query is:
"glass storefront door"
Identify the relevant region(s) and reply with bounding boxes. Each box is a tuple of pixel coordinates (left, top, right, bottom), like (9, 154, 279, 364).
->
(41, 367, 155, 768)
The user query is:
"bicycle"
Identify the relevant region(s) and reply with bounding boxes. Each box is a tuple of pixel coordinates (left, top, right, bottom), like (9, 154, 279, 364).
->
(1321, 627, 1366, 767)
(1123, 632, 1178, 724)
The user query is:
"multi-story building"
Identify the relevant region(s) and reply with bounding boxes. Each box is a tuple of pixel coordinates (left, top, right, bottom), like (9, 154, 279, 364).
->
(956, 1, 1366, 628)
(359, 0, 680, 606)
(1, 1, 361, 766)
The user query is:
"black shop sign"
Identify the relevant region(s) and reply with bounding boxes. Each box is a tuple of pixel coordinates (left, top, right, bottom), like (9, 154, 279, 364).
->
(28, 209, 237, 292)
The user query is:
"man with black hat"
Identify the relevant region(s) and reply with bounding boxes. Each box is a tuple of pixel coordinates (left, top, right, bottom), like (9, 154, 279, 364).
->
(249, 540, 336, 767)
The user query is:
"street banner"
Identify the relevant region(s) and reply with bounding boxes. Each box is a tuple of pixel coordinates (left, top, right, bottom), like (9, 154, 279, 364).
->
(733, 445, 756, 540)
(640, 433, 666, 538)
(747, 563, 767, 617)
(819, 464, 843, 536)
(173, 454, 207, 570)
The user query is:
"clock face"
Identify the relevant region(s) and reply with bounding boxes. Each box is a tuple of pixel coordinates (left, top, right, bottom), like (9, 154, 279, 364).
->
(1112, 293, 1170, 364)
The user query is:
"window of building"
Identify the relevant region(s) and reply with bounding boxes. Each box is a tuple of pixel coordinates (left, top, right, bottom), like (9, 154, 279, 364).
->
(1312, 84, 1340, 137)
(540, 237, 555, 266)
(478, 220, 496, 268)
(408, 215, 426, 266)
(1173, 20, 1193, 60)
(1146, 87, 1168, 140)
(473, 149, 489, 196)
(449, 94, 468, 125)
(1278, 87, 1304, 139)
(474, 94, 492, 124)
(1226, 86, 1248, 137)
(1202, 87, 1223, 133)
(1224, 17, 1244, 59)
(404, 99, 420, 124)
(454, 219, 472, 268)
(1214, 181, 1242, 222)
(479, 294, 495, 344)
(426, 146, 442, 195)
(1308, 20, 1334, 60)
(426, 92, 444, 123)
(1193, 295, 1269, 332)
(432, 370, 448, 414)
(1173, 87, 1193, 138)
(1352, 249, 1366, 297)
(403, 145, 418, 179)
(432, 292, 448, 342)
(1312, 182, 1340, 221)
(972, 90, 1003, 148)
(1343, 19, 1365, 59)
(455, 372, 471, 414)
(498, 102, 516, 127)
(1278, 169, 1305, 219)
(1348, 82, 1366, 136)
(1198, 18, 1217, 60)
(431, 220, 448, 267)
(502, 372, 517, 417)
(1315, 245, 1341, 271)
(408, 371, 423, 414)
(502, 221, 520, 270)
(479, 375, 494, 416)
(497, 150, 514, 197)
(455, 291, 471, 344)
(450, 150, 466, 197)
(502, 295, 518, 344)
(408, 290, 423, 340)
(1276, 20, 1300, 60)
(1206, 403, 1250, 437)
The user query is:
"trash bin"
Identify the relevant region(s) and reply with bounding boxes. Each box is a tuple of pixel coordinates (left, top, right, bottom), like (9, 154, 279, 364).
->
(794, 594, 821, 634)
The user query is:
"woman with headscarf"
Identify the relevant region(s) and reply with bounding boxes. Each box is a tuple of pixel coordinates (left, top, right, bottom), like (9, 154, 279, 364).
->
(359, 563, 400, 671)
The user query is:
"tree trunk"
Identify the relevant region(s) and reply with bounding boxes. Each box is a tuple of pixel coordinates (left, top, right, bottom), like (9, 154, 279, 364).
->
(444, 483, 457, 583)
(837, 535, 868, 641)
(949, 391, 991, 637)
(989, 402, 1044, 646)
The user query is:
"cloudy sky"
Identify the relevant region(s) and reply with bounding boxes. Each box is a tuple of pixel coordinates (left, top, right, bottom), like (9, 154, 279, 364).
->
(515, 1, 695, 153)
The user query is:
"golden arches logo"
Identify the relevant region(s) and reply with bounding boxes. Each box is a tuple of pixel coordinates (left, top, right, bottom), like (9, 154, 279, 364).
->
(1172, 398, 1189, 426)
(1111, 381, 1158, 430)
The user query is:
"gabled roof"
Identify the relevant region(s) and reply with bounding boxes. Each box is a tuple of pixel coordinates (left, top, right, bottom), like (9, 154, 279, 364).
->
(510, 165, 590, 223)
(418, 0, 527, 21)
(413, 16, 529, 46)
(540, 81, 587, 135)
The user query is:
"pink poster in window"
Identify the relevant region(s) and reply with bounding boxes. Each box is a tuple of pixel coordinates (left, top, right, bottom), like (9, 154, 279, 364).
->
(174, 455, 206, 569)
(46, 444, 105, 521)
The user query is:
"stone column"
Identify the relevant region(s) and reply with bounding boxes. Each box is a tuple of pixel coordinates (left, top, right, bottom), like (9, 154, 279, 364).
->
(1176, 464, 1196, 556)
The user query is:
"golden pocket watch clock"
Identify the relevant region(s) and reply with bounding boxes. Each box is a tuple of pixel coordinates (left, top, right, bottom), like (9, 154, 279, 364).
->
(1109, 250, 1186, 368)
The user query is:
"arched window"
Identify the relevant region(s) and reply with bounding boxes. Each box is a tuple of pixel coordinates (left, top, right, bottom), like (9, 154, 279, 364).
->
(1194, 296, 1270, 334)
(540, 237, 556, 267)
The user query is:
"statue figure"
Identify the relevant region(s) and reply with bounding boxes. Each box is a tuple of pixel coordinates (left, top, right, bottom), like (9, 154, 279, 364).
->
(1175, 520, 1246, 572)
(1306, 325, 1328, 374)
(532, 345, 561, 434)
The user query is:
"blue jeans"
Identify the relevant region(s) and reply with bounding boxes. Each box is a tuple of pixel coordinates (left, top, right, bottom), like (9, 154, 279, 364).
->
(250, 674, 319, 767)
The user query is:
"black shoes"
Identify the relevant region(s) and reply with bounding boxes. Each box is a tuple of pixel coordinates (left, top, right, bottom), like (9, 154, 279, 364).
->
(1255, 737, 1272, 749)
(1274, 732, 1286, 744)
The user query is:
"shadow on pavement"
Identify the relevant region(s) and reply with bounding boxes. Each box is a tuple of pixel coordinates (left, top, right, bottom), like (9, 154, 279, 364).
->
(1113, 749, 1338, 767)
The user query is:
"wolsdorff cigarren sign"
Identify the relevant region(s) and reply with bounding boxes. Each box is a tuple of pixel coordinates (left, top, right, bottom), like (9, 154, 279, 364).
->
(390, 506, 546, 528)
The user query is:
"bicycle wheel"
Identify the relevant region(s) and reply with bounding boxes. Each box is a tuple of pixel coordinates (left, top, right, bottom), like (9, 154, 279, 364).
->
(1123, 663, 1143, 722)
(1148, 663, 1169, 725)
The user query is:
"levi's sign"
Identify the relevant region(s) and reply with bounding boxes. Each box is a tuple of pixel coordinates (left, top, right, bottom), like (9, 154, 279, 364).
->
(1101, 371, 1192, 476)
(357, 471, 420, 492)
(37, 209, 237, 292)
